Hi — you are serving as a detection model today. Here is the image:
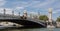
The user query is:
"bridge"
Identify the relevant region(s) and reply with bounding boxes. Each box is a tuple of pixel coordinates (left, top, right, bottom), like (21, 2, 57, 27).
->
(0, 13, 47, 28)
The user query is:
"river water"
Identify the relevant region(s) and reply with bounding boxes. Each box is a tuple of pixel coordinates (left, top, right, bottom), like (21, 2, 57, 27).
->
(0, 28, 60, 31)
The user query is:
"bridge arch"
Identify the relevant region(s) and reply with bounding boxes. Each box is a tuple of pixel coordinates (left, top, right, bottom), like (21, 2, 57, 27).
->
(0, 19, 46, 28)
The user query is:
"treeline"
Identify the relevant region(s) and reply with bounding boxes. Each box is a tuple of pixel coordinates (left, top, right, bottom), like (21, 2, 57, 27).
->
(39, 15, 60, 22)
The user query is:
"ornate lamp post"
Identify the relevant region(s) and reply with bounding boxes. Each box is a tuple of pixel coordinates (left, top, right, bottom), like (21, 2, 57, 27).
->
(4, 9, 6, 15)
(12, 11, 14, 16)
(3, 9, 8, 24)
(18, 12, 20, 16)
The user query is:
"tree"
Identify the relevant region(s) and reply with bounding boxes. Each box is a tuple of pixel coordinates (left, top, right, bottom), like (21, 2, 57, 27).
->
(39, 15, 48, 21)
(56, 16, 60, 22)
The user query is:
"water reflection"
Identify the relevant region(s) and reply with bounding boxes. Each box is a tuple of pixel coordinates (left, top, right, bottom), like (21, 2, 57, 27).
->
(0, 28, 60, 31)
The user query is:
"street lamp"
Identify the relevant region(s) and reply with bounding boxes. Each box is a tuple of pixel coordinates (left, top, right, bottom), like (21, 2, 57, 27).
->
(18, 12, 20, 16)
(4, 9, 6, 15)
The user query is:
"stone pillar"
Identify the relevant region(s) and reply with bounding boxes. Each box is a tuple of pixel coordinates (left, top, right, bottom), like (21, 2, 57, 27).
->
(49, 8, 52, 23)
(48, 8, 53, 26)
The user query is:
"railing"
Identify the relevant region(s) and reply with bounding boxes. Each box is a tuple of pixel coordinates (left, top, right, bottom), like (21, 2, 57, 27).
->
(0, 13, 21, 19)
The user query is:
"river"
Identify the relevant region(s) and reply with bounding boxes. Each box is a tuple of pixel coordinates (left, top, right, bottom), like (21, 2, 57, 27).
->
(0, 28, 60, 31)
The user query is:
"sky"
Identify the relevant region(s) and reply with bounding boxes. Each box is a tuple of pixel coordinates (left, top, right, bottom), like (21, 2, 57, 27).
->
(0, 0, 60, 20)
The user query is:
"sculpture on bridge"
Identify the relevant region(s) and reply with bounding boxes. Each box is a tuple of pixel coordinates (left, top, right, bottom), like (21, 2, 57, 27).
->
(20, 10, 27, 19)
(23, 10, 27, 19)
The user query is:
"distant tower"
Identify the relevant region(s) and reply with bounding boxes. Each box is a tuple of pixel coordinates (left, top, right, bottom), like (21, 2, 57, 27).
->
(23, 10, 27, 19)
(48, 8, 52, 23)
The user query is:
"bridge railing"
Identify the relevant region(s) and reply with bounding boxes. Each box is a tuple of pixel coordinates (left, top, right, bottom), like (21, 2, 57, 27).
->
(0, 13, 21, 19)
(27, 17, 45, 22)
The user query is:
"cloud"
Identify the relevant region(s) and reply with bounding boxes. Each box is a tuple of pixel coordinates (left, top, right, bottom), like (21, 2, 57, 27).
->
(28, 0, 55, 8)
(0, 8, 4, 13)
(15, 6, 24, 10)
(11, 0, 60, 11)
(12, 0, 41, 8)
(0, 0, 6, 6)
(14, 13, 19, 16)
(53, 11, 57, 14)
(53, 9, 60, 14)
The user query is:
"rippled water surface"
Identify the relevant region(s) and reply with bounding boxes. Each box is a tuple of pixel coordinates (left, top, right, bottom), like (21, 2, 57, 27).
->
(0, 28, 60, 31)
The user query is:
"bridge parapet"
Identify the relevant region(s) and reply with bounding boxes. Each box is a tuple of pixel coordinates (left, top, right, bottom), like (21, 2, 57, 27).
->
(0, 13, 21, 19)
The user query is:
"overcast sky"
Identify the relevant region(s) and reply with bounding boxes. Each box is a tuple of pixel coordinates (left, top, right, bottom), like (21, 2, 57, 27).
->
(0, 0, 60, 20)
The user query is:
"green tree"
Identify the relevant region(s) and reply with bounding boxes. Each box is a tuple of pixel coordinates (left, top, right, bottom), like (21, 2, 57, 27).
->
(39, 15, 48, 21)
(56, 16, 60, 22)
